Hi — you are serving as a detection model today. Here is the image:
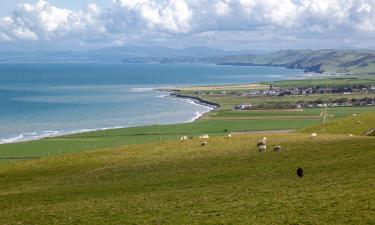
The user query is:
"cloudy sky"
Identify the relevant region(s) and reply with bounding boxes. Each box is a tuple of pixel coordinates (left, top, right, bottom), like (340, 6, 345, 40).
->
(0, 0, 375, 51)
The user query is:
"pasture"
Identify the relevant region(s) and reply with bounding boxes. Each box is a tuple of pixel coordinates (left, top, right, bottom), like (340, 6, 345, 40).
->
(0, 131, 374, 224)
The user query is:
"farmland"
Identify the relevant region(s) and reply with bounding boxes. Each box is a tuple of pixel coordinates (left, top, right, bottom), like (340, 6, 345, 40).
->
(0, 112, 375, 224)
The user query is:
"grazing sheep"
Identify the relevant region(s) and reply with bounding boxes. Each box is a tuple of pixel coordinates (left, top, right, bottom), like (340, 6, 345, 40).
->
(273, 145, 282, 151)
(199, 134, 210, 139)
(180, 136, 188, 141)
(226, 134, 232, 139)
(347, 134, 353, 137)
(310, 133, 317, 139)
(257, 137, 267, 147)
(353, 114, 357, 116)
(297, 168, 304, 178)
(357, 121, 362, 124)
(201, 141, 207, 146)
(258, 145, 266, 152)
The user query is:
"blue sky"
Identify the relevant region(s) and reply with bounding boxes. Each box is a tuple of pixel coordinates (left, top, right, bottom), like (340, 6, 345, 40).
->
(0, 0, 375, 51)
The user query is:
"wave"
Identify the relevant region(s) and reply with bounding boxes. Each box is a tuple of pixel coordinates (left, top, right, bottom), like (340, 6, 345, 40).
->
(129, 87, 155, 92)
(0, 130, 60, 144)
(187, 111, 204, 123)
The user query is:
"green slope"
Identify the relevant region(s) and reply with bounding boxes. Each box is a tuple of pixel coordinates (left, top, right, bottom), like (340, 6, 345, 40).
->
(0, 132, 375, 224)
(301, 111, 375, 135)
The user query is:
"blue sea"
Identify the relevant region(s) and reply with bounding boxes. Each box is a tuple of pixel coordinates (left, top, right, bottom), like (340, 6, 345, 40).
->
(0, 63, 302, 143)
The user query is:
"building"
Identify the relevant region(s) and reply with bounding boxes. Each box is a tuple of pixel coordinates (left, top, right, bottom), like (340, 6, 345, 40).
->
(234, 104, 252, 110)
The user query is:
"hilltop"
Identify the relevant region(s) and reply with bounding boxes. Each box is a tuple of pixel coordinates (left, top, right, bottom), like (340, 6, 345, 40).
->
(216, 49, 375, 74)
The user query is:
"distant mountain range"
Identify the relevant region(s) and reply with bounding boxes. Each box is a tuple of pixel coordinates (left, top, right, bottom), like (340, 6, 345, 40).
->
(0, 46, 252, 63)
(1, 47, 375, 75)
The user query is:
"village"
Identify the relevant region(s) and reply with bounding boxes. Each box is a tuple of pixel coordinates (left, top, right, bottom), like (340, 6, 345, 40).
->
(194, 83, 375, 110)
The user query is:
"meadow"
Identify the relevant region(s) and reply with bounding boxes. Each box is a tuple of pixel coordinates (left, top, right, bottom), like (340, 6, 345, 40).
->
(0, 114, 375, 224)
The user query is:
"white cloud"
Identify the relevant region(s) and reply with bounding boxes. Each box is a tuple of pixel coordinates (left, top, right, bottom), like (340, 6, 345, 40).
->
(1, 0, 375, 49)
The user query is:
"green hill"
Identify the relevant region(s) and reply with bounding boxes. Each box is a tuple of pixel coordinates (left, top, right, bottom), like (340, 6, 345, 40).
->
(301, 111, 375, 136)
(217, 49, 375, 74)
(1, 116, 375, 224)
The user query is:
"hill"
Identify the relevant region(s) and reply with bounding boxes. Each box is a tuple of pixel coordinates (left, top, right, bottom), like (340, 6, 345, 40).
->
(0, 46, 249, 63)
(0, 113, 375, 224)
(301, 111, 375, 136)
(216, 49, 375, 74)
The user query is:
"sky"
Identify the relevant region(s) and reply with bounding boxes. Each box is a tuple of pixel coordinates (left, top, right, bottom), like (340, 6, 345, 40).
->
(0, 0, 375, 51)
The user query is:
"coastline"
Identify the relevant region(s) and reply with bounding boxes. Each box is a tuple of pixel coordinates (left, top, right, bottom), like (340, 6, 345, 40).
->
(0, 88, 218, 145)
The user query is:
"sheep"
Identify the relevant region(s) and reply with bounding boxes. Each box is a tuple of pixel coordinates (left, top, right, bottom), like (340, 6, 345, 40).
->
(201, 141, 207, 146)
(347, 134, 354, 137)
(226, 134, 232, 139)
(310, 133, 317, 139)
(273, 145, 282, 152)
(357, 121, 362, 124)
(297, 168, 304, 178)
(257, 137, 267, 147)
(353, 114, 357, 116)
(199, 134, 210, 139)
(258, 145, 266, 152)
(180, 136, 188, 141)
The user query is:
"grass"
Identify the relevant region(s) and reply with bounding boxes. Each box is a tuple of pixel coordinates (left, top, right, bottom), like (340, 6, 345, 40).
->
(210, 108, 322, 118)
(301, 111, 375, 135)
(326, 106, 375, 120)
(0, 132, 374, 224)
(266, 77, 375, 88)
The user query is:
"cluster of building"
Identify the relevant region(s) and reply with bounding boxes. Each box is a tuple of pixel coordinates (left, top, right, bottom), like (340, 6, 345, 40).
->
(237, 85, 375, 97)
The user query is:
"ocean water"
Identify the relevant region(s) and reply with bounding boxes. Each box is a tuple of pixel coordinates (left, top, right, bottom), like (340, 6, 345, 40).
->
(0, 63, 302, 143)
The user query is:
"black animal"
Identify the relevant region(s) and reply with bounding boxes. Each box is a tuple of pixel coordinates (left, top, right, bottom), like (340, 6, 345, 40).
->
(297, 168, 304, 178)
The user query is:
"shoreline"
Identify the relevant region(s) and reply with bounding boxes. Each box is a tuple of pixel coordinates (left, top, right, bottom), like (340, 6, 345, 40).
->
(0, 89, 218, 145)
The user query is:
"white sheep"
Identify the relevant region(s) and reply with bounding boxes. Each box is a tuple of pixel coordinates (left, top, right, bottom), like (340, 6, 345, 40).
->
(199, 134, 210, 139)
(180, 136, 188, 141)
(310, 133, 317, 139)
(347, 134, 353, 137)
(258, 145, 266, 152)
(226, 134, 232, 139)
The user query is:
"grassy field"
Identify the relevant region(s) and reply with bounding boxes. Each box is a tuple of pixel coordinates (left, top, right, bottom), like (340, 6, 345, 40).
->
(0, 123, 375, 224)
(266, 77, 375, 88)
(302, 111, 375, 135)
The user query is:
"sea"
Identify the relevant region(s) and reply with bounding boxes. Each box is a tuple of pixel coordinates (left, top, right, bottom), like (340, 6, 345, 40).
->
(0, 63, 303, 144)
